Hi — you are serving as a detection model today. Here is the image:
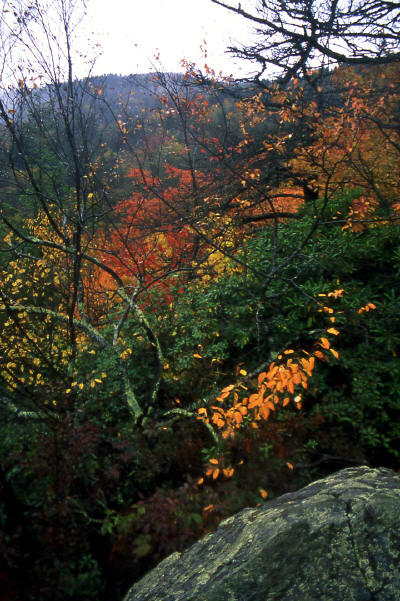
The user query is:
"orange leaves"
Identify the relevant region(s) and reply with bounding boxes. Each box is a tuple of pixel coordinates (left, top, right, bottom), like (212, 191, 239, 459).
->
(194, 286, 377, 496)
(259, 403, 271, 421)
(327, 328, 340, 336)
(212, 469, 220, 480)
(319, 331, 341, 359)
(319, 337, 330, 350)
(342, 196, 378, 233)
(358, 302, 376, 314)
(294, 64, 400, 214)
(204, 352, 317, 439)
(202, 457, 235, 482)
(211, 407, 226, 429)
(257, 371, 267, 386)
(195, 288, 348, 442)
(300, 356, 315, 376)
(328, 289, 345, 299)
(217, 384, 234, 401)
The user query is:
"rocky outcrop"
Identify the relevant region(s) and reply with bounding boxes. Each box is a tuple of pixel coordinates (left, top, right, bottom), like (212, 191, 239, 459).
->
(123, 466, 400, 601)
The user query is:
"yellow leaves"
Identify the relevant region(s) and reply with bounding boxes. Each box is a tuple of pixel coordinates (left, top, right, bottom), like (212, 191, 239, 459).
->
(330, 348, 340, 359)
(259, 488, 268, 499)
(120, 348, 133, 360)
(248, 169, 261, 180)
(198, 407, 208, 419)
(193, 353, 203, 359)
(286, 462, 294, 470)
(3, 232, 13, 246)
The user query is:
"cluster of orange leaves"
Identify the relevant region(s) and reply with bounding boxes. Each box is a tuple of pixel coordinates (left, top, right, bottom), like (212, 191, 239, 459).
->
(198, 347, 323, 443)
(196, 289, 378, 485)
(342, 196, 378, 233)
(358, 302, 377, 314)
(293, 64, 400, 219)
(196, 289, 351, 482)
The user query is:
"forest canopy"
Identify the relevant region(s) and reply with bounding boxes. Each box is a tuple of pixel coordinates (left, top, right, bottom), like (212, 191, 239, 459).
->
(0, 1, 400, 600)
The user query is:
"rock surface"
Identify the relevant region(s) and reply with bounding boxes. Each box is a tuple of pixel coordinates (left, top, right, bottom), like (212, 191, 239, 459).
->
(123, 467, 400, 601)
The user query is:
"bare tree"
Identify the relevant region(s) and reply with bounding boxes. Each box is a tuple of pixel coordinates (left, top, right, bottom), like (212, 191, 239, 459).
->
(212, 0, 400, 83)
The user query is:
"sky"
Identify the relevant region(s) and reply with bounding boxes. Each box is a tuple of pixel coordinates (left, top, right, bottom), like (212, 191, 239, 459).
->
(83, 0, 256, 78)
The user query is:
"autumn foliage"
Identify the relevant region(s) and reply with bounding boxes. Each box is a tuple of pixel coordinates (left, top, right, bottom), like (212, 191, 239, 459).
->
(0, 41, 398, 601)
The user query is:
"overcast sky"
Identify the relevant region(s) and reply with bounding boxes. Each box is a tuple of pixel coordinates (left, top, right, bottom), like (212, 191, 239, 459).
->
(84, 0, 255, 78)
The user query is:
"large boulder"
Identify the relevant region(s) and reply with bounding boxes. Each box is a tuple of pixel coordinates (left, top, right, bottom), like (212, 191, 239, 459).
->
(123, 467, 400, 601)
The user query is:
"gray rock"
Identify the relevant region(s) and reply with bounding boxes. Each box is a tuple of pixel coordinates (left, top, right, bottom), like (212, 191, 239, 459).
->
(123, 467, 400, 601)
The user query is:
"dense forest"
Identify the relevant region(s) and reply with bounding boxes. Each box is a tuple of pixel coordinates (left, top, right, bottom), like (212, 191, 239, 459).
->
(1, 1, 400, 599)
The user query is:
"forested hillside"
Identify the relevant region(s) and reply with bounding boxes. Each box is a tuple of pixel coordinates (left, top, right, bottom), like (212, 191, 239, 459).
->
(1, 1, 400, 600)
